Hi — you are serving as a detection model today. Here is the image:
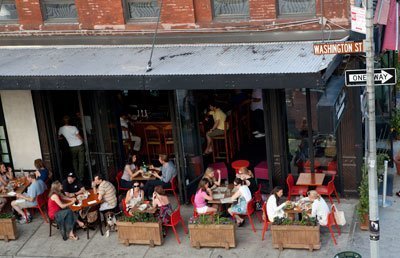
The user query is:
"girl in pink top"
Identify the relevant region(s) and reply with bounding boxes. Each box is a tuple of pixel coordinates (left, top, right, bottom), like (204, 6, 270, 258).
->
(194, 178, 217, 214)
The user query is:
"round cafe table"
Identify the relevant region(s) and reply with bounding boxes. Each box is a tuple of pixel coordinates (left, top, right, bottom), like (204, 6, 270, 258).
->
(69, 190, 101, 212)
(231, 160, 250, 174)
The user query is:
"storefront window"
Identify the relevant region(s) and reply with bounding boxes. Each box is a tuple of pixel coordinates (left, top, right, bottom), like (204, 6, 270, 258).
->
(0, 99, 12, 165)
(286, 88, 337, 174)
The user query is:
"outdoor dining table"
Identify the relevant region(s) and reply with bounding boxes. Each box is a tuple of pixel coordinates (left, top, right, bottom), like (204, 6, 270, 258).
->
(69, 189, 101, 212)
(131, 169, 159, 181)
(0, 177, 30, 198)
(296, 173, 325, 186)
(207, 185, 235, 205)
(129, 202, 157, 214)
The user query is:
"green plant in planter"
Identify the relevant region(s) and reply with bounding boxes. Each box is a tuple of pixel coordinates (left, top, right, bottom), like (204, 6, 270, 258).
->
(272, 215, 317, 226)
(376, 153, 390, 179)
(189, 213, 233, 225)
(0, 213, 14, 219)
(119, 212, 157, 223)
(357, 163, 369, 223)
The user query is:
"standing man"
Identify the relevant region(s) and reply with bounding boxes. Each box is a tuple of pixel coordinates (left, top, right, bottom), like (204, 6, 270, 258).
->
(251, 89, 265, 138)
(144, 154, 177, 199)
(92, 174, 117, 212)
(58, 115, 85, 181)
(11, 173, 46, 224)
(203, 102, 226, 155)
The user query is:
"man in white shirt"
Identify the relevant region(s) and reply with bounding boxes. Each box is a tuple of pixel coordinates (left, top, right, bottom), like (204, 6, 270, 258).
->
(58, 115, 85, 181)
(120, 114, 141, 151)
(302, 190, 330, 226)
(251, 89, 265, 138)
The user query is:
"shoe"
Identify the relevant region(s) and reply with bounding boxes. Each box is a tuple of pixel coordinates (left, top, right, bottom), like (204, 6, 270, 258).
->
(252, 131, 260, 135)
(28, 215, 33, 222)
(254, 133, 265, 138)
(396, 191, 400, 197)
(18, 218, 28, 224)
(69, 235, 79, 241)
(237, 220, 245, 227)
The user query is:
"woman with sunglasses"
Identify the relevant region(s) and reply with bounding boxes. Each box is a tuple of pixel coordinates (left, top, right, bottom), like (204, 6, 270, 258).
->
(125, 181, 144, 214)
(228, 178, 252, 226)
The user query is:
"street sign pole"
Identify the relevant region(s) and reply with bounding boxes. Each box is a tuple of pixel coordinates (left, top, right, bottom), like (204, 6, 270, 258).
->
(366, 0, 380, 256)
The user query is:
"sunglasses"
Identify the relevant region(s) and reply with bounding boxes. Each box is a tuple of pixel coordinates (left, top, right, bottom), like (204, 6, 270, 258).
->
(133, 185, 140, 188)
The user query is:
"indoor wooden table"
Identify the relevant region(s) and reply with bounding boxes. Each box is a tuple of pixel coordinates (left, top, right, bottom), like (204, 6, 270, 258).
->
(296, 173, 325, 186)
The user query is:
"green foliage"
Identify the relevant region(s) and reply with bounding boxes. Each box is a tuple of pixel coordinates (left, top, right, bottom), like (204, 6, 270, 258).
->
(272, 214, 317, 226)
(189, 213, 233, 225)
(357, 163, 369, 223)
(0, 213, 14, 219)
(376, 153, 390, 174)
(391, 109, 400, 134)
(119, 212, 157, 223)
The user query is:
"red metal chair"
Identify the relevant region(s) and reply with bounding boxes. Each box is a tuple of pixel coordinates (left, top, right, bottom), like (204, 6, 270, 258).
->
(316, 175, 340, 204)
(24, 189, 49, 223)
(121, 198, 132, 217)
(116, 170, 130, 194)
(190, 194, 215, 218)
(162, 204, 188, 244)
(261, 202, 271, 241)
(321, 210, 341, 245)
(232, 197, 257, 233)
(286, 174, 308, 200)
(164, 176, 179, 202)
(254, 184, 263, 222)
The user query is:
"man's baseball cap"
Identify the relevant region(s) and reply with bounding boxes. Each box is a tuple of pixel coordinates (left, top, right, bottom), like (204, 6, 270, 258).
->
(67, 172, 76, 178)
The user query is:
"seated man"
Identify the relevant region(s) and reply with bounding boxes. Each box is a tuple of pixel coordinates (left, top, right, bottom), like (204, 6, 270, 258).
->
(144, 154, 177, 200)
(92, 174, 117, 212)
(203, 102, 226, 155)
(11, 173, 47, 224)
(62, 172, 85, 197)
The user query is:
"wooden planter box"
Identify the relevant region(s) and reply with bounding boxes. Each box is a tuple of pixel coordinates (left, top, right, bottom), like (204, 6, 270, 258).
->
(189, 224, 236, 249)
(116, 221, 163, 247)
(271, 225, 320, 251)
(0, 218, 18, 241)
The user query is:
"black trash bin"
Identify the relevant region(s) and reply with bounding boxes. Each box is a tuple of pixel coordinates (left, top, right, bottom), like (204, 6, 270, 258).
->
(334, 251, 362, 258)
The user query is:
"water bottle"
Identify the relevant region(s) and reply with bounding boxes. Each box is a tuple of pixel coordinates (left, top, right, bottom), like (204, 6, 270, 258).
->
(142, 162, 147, 173)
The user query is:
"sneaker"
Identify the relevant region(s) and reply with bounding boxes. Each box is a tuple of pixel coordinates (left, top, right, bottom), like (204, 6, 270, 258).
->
(252, 131, 260, 135)
(254, 133, 265, 138)
(28, 215, 33, 221)
(18, 218, 28, 224)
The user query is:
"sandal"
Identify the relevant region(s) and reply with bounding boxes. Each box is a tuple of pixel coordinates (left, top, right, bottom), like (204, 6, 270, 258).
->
(69, 235, 79, 241)
(396, 191, 400, 197)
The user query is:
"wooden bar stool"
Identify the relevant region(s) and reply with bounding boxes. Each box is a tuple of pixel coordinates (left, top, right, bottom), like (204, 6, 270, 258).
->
(144, 125, 162, 162)
(212, 115, 233, 163)
(162, 124, 174, 156)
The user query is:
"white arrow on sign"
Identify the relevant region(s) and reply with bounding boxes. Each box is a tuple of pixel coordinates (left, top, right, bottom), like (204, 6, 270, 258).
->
(349, 70, 393, 84)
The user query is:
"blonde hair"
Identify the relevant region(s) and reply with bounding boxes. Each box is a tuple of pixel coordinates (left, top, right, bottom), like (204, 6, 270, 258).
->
(203, 167, 215, 184)
(239, 167, 253, 177)
(308, 190, 321, 200)
(49, 181, 62, 198)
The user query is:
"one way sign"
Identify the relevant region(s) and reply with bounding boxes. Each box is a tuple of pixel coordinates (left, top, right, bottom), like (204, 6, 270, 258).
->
(345, 68, 397, 86)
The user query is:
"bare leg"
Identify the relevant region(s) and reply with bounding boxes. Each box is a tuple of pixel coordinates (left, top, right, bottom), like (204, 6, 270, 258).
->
(11, 201, 26, 218)
(205, 133, 213, 153)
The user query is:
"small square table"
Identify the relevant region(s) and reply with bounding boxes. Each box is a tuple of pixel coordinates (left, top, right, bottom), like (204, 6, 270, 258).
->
(296, 173, 325, 186)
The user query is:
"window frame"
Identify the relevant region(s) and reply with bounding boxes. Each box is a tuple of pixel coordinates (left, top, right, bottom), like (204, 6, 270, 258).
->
(41, 0, 78, 23)
(123, 0, 160, 23)
(0, 0, 19, 24)
(211, 0, 250, 21)
(277, 0, 316, 18)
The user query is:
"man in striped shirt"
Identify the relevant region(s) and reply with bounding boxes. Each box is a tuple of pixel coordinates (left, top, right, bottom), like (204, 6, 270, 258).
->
(92, 174, 117, 211)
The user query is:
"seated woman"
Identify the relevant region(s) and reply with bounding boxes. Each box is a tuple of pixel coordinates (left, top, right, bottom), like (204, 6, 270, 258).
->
(152, 186, 173, 224)
(236, 167, 258, 194)
(266, 186, 289, 222)
(300, 190, 329, 226)
(47, 181, 85, 241)
(121, 153, 142, 189)
(0, 187, 6, 212)
(202, 167, 221, 189)
(228, 178, 252, 226)
(125, 181, 144, 214)
(194, 178, 217, 214)
(0, 162, 13, 187)
(34, 159, 50, 183)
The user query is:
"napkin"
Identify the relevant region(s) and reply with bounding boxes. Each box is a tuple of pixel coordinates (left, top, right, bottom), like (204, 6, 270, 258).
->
(15, 199, 26, 203)
(87, 200, 97, 205)
(72, 203, 82, 207)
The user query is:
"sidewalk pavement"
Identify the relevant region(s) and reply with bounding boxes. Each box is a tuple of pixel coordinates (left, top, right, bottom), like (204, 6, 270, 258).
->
(1, 169, 399, 258)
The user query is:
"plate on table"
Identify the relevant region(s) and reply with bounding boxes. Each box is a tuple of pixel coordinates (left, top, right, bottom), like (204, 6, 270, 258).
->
(7, 191, 16, 196)
(138, 204, 148, 211)
(215, 187, 227, 193)
(142, 173, 151, 179)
